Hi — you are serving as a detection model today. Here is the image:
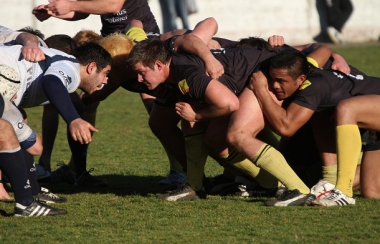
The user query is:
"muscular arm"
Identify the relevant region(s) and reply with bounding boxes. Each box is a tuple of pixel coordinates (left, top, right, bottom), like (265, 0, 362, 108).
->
(251, 71, 314, 137)
(176, 79, 239, 122)
(173, 17, 223, 78)
(293, 43, 350, 73)
(47, 0, 124, 15)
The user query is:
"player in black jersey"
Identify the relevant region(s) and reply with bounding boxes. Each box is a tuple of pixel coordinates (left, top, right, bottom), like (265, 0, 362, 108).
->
(250, 49, 380, 206)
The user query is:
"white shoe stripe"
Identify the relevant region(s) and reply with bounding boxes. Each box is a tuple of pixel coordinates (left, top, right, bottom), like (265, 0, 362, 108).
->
(36, 206, 46, 216)
(43, 208, 51, 216)
(31, 205, 41, 216)
(166, 192, 191, 201)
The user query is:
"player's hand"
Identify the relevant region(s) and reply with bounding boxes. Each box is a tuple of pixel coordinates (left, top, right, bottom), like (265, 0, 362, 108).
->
(21, 44, 45, 62)
(47, 0, 72, 16)
(69, 118, 98, 144)
(331, 53, 351, 74)
(249, 71, 268, 91)
(175, 102, 197, 122)
(32, 5, 51, 22)
(204, 56, 224, 79)
(268, 35, 285, 47)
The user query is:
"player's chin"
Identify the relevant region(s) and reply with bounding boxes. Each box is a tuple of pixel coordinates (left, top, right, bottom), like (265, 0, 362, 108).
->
(274, 92, 285, 100)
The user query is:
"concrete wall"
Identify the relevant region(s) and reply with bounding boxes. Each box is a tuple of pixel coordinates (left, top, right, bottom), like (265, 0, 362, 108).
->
(1, 0, 379, 45)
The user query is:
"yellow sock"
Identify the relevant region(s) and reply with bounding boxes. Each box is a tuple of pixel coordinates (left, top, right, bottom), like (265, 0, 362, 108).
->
(335, 125, 362, 197)
(254, 144, 310, 194)
(322, 165, 337, 185)
(163, 146, 184, 173)
(223, 149, 279, 189)
(184, 132, 209, 191)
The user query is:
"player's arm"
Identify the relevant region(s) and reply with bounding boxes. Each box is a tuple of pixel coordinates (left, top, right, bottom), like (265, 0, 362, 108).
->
(175, 79, 239, 122)
(250, 71, 314, 138)
(173, 17, 223, 79)
(42, 75, 97, 144)
(47, 0, 124, 16)
(293, 43, 350, 73)
(32, 4, 89, 21)
(15, 32, 45, 62)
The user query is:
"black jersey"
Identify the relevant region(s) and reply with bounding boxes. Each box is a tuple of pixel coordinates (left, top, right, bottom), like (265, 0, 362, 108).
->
(289, 67, 380, 112)
(100, 0, 159, 37)
(168, 46, 276, 102)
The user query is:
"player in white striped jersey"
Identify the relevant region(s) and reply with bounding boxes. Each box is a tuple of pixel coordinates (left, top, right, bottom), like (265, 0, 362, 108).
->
(0, 42, 112, 187)
(0, 65, 67, 216)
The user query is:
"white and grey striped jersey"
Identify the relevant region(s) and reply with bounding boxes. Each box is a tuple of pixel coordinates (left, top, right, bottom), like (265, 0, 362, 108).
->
(0, 44, 81, 108)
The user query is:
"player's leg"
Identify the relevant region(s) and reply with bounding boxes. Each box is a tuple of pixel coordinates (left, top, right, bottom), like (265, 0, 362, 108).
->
(360, 148, 380, 198)
(227, 88, 312, 206)
(205, 116, 279, 196)
(308, 113, 338, 198)
(314, 95, 380, 206)
(149, 101, 187, 185)
(38, 104, 59, 172)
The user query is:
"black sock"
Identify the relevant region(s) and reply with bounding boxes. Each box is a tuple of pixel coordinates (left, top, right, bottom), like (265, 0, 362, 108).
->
(67, 129, 88, 178)
(0, 149, 34, 206)
(23, 150, 40, 196)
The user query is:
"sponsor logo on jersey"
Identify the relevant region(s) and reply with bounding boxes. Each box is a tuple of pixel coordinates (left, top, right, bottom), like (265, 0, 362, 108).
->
(17, 121, 24, 129)
(178, 79, 189, 94)
(299, 80, 311, 90)
(58, 70, 72, 86)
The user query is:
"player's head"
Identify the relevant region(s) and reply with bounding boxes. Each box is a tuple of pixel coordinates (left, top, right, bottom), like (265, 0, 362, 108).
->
(234, 37, 273, 51)
(44, 34, 77, 54)
(269, 49, 309, 78)
(127, 39, 172, 90)
(0, 65, 20, 102)
(72, 42, 113, 72)
(127, 38, 171, 70)
(99, 33, 134, 68)
(266, 49, 308, 100)
(73, 29, 102, 46)
(72, 42, 112, 95)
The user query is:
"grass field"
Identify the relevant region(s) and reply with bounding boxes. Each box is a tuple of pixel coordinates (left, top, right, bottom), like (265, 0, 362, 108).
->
(1, 44, 380, 243)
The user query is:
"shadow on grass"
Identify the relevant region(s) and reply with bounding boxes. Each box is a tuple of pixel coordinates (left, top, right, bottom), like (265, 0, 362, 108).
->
(44, 174, 175, 197)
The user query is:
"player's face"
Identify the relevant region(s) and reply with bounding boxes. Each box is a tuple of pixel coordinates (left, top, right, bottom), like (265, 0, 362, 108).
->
(133, 62, 164, 90)
(268, 68, 304, 100)
(82, 64, 111, 94)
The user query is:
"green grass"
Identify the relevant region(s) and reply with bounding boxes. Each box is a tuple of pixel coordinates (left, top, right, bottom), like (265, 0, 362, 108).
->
(1, 44, 380, 243)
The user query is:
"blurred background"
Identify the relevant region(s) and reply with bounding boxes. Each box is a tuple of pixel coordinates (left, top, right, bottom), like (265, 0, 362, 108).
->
(1, 0, 379, 45)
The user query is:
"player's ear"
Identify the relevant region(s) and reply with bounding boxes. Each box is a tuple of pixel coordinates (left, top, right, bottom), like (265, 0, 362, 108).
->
(156, 60, 164, 71)
(297, 74, 307, 85)
(86, 62, 97, 74)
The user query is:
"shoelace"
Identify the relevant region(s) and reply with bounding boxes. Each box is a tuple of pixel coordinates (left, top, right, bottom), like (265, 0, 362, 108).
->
(324, 190, 342, 201)
(40, 188, 60, 200)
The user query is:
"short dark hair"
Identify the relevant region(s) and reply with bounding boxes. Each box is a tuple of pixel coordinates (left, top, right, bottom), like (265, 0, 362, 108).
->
(127, 39, 171, 69)
(269, 49, 309, 79)
(71, 42, 113, 72)
(17, 26, 45, 40)
(234, 37, 273, 51)
(44, 34, 77, 54)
